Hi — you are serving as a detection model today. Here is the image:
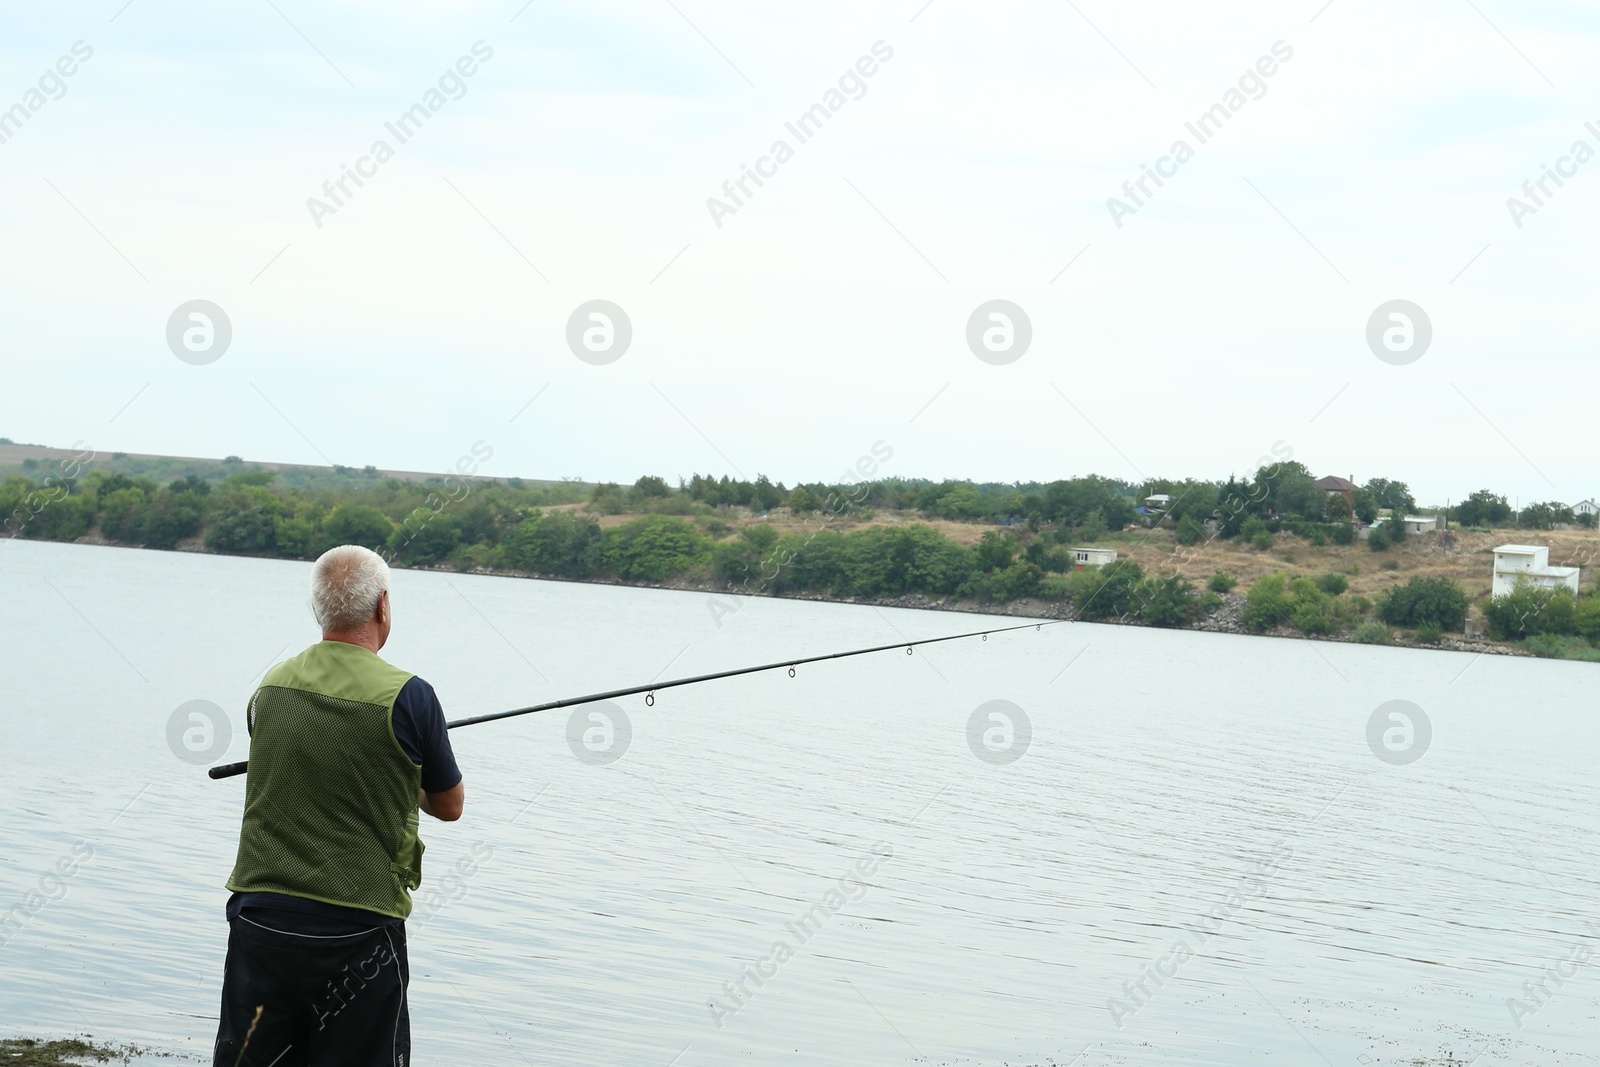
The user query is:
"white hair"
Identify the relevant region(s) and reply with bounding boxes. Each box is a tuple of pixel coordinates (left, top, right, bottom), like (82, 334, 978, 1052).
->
(310, 545, 391, 631)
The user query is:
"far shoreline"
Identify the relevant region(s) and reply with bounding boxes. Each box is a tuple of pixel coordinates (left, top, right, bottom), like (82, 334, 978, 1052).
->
(24, 534, 1535, 662)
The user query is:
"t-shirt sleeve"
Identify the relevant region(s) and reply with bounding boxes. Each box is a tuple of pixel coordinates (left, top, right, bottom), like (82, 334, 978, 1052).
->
(392, 676, 462, 794)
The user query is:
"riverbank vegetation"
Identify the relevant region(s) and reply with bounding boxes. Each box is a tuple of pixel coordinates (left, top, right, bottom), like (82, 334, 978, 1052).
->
(4, 446, 1597, 661)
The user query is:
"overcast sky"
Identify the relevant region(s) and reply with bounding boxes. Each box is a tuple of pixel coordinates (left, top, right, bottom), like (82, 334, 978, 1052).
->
(2, 0, 1596, 507)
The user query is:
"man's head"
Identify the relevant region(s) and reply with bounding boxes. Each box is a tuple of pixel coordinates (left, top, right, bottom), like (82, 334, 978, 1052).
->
(311, 545, 392, 650)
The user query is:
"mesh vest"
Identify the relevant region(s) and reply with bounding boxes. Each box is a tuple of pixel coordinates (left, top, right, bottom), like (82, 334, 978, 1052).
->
(226, 640, 424, 920)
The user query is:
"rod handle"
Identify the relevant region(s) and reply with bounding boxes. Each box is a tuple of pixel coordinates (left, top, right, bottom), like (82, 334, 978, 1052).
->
(209, 761, 248, 780)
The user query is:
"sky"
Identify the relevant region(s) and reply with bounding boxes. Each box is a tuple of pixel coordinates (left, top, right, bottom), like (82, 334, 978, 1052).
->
(2, 0, 1598, 508)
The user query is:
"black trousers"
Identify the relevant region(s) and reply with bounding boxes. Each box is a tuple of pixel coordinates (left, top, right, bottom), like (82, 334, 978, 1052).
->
(213, 909, 411, 1067)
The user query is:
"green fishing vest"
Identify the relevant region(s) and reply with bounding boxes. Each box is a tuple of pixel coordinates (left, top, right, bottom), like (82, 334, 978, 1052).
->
(226, 640, 424, 920)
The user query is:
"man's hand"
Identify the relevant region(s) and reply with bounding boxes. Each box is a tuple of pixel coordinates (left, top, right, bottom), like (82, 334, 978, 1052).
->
(419, 781, 464, 822)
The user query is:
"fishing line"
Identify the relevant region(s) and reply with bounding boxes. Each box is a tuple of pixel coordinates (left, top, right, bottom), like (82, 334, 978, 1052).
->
(208, 617, 1066, 780)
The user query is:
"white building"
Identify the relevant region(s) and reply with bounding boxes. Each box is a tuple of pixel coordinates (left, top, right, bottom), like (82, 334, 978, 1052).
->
(1491, 544, 1581, 597)
(1071, 547, 1119, 570)
(1575, 499, 1598, 517)
(1360, 514, 1439, 539)
(1143, 494, 1172, 510)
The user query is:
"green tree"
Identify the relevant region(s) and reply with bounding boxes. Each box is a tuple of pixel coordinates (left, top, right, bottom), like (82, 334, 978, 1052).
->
(1484, 582, 1577, 640)
(1134, 575, 1200, 626)
(140, 488, 206, 549)
(1175, 515, 1205, 545)
(1573, 595, 1600, 639)
(929, 484, 987, 520)
(97, 486, 149, 543)
(1518, 501, 1573, 529)
(273, 512, 321, 559)
(205, 487, 284, 553)
(28, 491, 96, 541)
(750, 475, 786, 512)
(1315, 572, 1349, 596)
(388, 508, 462, 565)
(603, 515, 709, 581)
(510, 511, 604, 577)
(1287, 576, 1334, 635)
(1364, 478, 1416, 515)
(1067, 559, 1143, 619)
(972, 530, 1015, 572)
(1242, 573, 1290, 633)
(317, 505, 393, 554)
(631, 475, 671, 500)
(1454, 489, 1513, 528)
(1350, 488, 1379, 525)
(1379, 576, 1469, 631)
(1255, 461, 1323, 520)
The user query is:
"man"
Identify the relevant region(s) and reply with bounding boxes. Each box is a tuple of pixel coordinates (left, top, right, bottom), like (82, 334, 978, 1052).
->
(214, 544, 465, 1066)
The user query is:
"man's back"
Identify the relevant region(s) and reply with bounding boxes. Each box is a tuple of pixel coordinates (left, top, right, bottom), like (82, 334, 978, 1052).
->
(228, 640, 425, 920)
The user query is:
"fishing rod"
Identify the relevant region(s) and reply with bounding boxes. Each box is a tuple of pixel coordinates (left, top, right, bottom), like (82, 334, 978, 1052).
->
(208, 617, 1066, 780)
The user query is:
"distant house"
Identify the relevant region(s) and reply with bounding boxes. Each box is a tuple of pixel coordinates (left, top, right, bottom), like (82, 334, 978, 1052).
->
(1317, 475, 1358, 520)
(1492, 544, 1581, 597)
(1317, 475, 1359, 499)
(1071, 547, 1118, 570)
(1143, 494, 1172, 511)
(1575, 499, 1598, 517)
(1364, 514, 1439, 537)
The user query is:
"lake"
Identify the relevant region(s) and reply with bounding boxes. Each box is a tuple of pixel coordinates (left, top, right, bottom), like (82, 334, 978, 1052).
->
(2, 539, 1597, 1065)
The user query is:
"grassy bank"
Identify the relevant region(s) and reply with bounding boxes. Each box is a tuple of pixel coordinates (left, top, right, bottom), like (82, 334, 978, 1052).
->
(6, 448, 1597, 663)
(0, 1037, 159, 1066)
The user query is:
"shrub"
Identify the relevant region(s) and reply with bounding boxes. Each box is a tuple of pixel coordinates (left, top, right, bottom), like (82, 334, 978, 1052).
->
(1332, 521, 1355, 545)
(1353, 621, 1390, 644)
(1367, 526, 1389, 551)
(1133, 575, 1200, 627)
(1175, 515, 1205, 546)
(1483, 583, 1577, 640)
(974, 561, 1045, 602)
(318, 504, 394, 554)
(1067, 559, 1144, 619)
(603, 514, 709, 581)
(1415, 622, 1444, 644)
(1379, 576, 1469, 631)
(1573, 595, 1600, 640)
(511, 511, 605, 577)
(1521, 634, 1600, 661)
(1380, 559, 1400, 571)
(1207, 571, 1237, 594)
(1315, 572, 1349, 596)
(1287, 576, 1333, 634)
(1251, 531, 1274, 551)
(1242, 573, 1290, 633)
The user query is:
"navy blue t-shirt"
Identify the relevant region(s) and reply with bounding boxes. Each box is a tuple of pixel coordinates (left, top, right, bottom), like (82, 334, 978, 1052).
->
(227, 674, 461, 928)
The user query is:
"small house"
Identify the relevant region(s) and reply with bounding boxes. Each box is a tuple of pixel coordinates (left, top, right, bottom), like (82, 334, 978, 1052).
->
(1575, 499, 1598, 517)
(1492, 544, 1580, 597)
(1364, 514, 1439, 537)
(1143, 494, 1172, 511)
(1070, 547, 1118, 570)
(1316, 475, 1359, 501)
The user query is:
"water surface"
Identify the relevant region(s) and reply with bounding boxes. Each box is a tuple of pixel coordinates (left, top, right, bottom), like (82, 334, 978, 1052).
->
(2, 540, 1596, 1065)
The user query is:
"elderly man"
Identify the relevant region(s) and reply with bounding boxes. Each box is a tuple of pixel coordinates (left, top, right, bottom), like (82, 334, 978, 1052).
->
(213, 544, 464, 1067)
